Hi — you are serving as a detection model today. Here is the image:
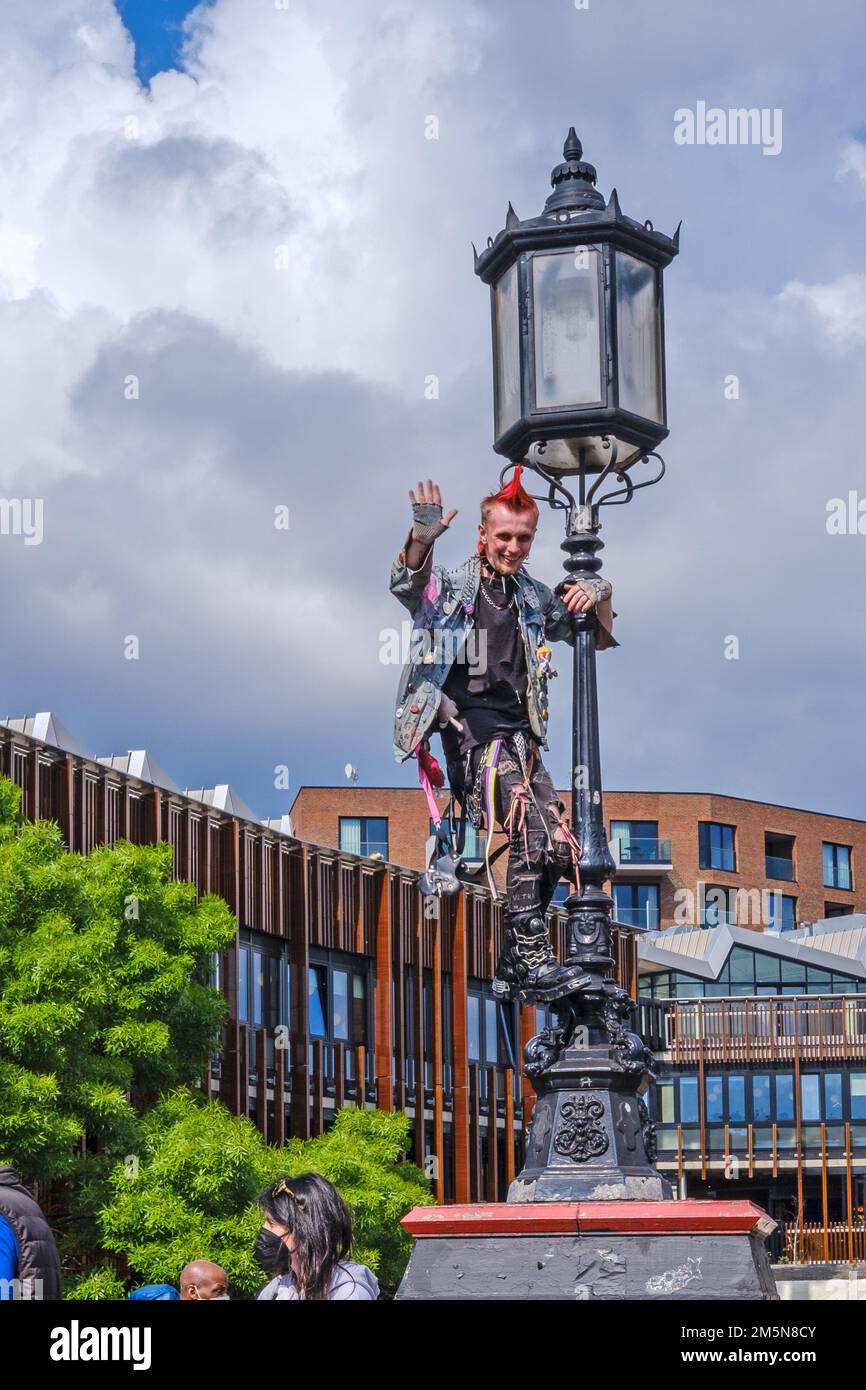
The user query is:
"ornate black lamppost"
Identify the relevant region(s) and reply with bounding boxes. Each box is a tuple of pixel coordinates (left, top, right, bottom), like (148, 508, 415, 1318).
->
(398, 132, 776, 1298)
(474, 129, 680, 1201)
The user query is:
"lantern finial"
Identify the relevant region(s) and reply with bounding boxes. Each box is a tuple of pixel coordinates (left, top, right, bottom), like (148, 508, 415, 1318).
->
(544, 127, 605, 214)
(563, 127, 583, 162)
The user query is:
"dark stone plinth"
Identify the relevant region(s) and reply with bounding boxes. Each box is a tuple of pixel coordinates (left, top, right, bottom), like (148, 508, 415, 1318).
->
(395, 1201, 778, 1301)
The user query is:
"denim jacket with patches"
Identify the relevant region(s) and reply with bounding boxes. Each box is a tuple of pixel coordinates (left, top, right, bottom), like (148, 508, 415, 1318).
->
(389, 535, 617, 764)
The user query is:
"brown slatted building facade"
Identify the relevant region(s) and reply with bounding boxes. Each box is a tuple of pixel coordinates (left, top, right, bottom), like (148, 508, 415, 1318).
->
(0, 720, 637, 1204)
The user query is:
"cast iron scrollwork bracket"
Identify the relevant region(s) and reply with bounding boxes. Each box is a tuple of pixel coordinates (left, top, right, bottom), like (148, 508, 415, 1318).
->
(591, 449, 666, 511)
(523, 993, 581, 1079)
(500, 442, 666, 534)
(602, 980, 657, 1079)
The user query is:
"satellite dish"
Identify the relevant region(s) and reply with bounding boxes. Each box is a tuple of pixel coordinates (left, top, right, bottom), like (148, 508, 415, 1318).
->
(344, 764, 358, 783)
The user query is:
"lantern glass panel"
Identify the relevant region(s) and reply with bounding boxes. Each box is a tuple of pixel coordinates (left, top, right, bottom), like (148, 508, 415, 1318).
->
(532, 249, 602, 410)
(493, 261, 521, 438)
(616, 251, 663, 423)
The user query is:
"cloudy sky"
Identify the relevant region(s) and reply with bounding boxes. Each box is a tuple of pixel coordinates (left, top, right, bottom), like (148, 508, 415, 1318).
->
(2, 0, 865, 822)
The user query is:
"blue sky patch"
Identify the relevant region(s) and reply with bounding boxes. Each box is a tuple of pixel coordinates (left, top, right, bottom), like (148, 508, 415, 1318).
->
(116, 0, 214, 84)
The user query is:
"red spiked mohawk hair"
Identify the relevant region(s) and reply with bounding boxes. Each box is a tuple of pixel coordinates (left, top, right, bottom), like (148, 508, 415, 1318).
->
(477, 463, 539, 553)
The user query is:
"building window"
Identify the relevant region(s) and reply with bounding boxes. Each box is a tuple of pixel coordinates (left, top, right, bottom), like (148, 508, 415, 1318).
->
(429, 816, 485, 860)
(681, 1073, 700, 1128)
(678, 1076, 699, 1124)
(801, 1074, 821, 1123)
(851, 1074, 866, 1120)
(308, 966, 328, 1037)
(638, 971, 670, 999)
(332, 969, 350, 1040)
(311, 956, 369, 1050)
(824, 1073, 843, 1121)
(467, 994, 481, 1062)
(613, 883, 660, 930)
(753, 1074, 771, 1122)
(728, 1075, 746, 1124)
(825, 903, 855, 919)
(701, 1075, 746, 1126)
(698, 822, 735, 873)
(339, 816, 388, 859)
(700, 884, 737, 928)
(765, 832, 795, 882)
(463, 822, 484, 860)
(309, 953, 371, 1084)
(775, 1074, 795, 1121)
(705, 1075, 724, 1124)
(651, 1077, 675, 1124)
(484, 996, 498, 1067)
(468, 983, 517, 1069)
(766, 892, 797, 932)
(237, 938, 284, 1034)
(610, 821, 668, 864)
(550, 882, 572, 907)
(252, 950, 264, 1026)
(823, 842, 852, 891)
(351, 973, 366, 1041)
(238, 946, 249, 1023)
(643, 950, 861, 1000)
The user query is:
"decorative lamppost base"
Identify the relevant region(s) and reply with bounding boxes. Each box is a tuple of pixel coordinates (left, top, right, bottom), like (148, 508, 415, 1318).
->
(396, 1202, 779, 1301)
(507, 1038, 672, 1204)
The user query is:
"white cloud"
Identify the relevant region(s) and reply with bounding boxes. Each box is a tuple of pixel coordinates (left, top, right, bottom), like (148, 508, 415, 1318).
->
(0, 0, 492, 397)
(776, 274, 866, 345)
(838, 138, 866, 188)
(2, 0, 866, 819)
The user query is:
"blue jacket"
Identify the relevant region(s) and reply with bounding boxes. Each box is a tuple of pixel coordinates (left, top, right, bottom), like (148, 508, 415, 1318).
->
(389, 538, 616, 763)
(0, 1213, 18, 1298)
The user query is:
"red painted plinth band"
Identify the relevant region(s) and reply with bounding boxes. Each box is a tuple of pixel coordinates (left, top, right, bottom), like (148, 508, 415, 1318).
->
(401, 1200, 776, 1239)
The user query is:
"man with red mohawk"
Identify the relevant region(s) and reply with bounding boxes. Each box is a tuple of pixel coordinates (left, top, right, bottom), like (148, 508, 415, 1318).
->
(390, 469, 616, 1004)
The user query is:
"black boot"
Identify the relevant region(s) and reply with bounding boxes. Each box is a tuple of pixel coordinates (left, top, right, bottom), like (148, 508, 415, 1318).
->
(493, 908, 592, 1004)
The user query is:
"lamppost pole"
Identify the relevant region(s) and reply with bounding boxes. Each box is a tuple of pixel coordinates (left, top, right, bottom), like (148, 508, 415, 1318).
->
(561, 506, 615, 954)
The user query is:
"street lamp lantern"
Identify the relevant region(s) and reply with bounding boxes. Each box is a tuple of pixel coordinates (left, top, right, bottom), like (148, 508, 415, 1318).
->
(474, 127, 680, 474)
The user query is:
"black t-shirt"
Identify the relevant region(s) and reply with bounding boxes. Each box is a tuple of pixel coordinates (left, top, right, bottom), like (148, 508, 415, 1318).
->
(441, 569, 532, 757)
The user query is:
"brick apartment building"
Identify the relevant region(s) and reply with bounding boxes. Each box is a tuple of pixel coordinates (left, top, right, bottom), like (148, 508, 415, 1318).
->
(291, 786, 866, 932)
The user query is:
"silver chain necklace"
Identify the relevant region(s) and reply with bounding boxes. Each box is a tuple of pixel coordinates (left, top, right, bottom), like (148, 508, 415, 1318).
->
(479, 570, 515, 611)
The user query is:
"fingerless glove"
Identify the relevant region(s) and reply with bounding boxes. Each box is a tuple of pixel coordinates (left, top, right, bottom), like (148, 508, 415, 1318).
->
(412, 502, 450, 546)
(573, 577, 612, 605)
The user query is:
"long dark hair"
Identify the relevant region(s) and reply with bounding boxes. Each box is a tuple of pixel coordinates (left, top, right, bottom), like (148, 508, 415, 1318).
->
(259, 1173, 354, 1301)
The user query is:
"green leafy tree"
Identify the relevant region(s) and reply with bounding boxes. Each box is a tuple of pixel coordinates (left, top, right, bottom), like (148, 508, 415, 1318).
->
(0, 776, 236, 1257)
(83, 1090, 433, 1298)
(63, 1266, 127, 1301)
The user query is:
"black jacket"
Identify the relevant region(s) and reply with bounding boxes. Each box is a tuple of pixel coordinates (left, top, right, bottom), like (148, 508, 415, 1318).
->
(0, 1166, 62, 1299)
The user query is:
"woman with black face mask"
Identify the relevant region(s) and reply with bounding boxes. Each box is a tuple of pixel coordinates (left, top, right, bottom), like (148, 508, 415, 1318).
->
(254, 1173, 379, 1302)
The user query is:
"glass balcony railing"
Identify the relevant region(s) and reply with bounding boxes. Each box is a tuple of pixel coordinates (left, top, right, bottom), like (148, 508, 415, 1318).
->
(613, 904, 661, 930)
(613, 837, 671, 865)
(766, 854, 795, 881)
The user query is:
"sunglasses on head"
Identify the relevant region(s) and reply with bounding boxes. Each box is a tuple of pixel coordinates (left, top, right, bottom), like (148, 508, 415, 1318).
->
(273, 1179, 305, 1211)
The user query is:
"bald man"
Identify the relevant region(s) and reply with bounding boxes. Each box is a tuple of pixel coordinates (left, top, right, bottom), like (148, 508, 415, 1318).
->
(179, 1260, 229, 1301)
